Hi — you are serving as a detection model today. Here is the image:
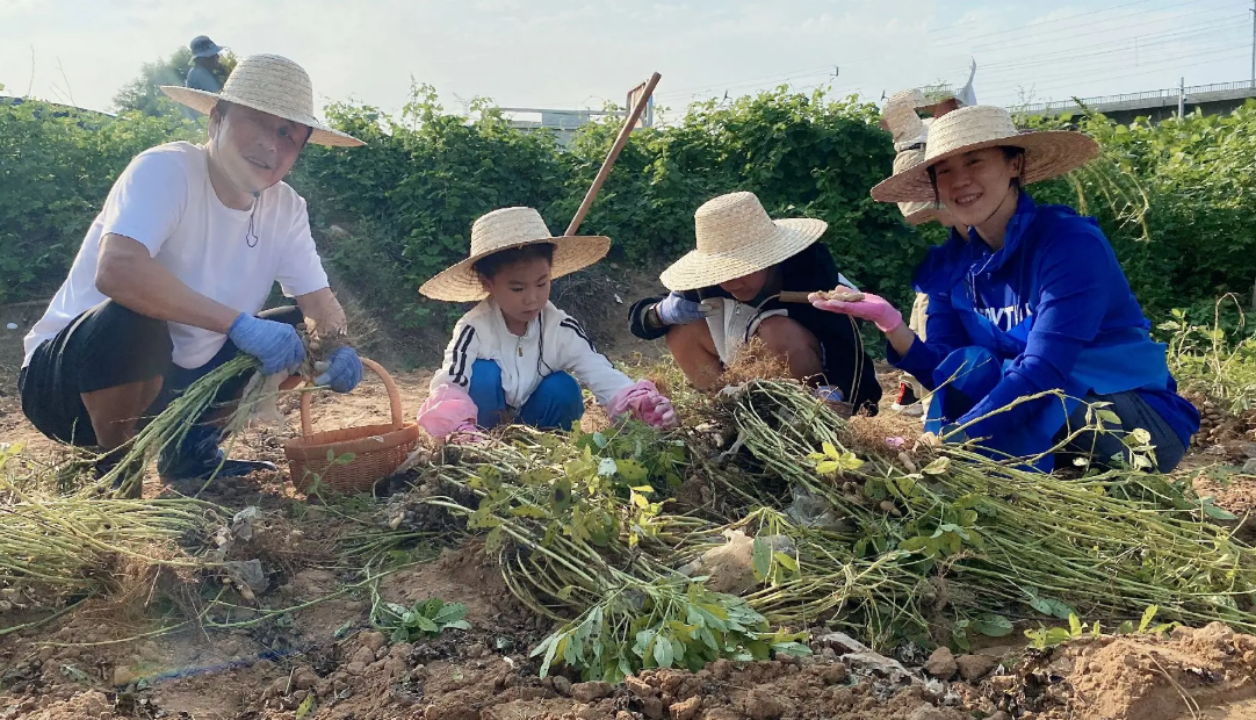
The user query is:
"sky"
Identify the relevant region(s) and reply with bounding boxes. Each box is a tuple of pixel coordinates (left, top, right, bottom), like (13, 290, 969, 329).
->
(3, 0, 1254, 119)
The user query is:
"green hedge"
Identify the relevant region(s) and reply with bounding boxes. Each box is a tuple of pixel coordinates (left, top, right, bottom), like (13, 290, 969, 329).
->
(5, 86, 1256, 341)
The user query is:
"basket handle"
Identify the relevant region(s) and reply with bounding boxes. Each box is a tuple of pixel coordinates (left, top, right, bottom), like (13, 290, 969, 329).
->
(299, 357, 405, 438)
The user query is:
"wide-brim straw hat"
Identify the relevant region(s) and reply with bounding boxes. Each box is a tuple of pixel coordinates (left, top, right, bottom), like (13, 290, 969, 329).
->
(891, 146, 942, 225)
(419, 207, 611, 302)
(879, 89, 929, 145)
(161, 54, 363, 148)
(871, 105, 1099, 203)
(659, 192, 828, 292)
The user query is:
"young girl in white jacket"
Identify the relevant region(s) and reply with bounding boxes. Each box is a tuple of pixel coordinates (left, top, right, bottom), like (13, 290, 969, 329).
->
(416, 207, 676, 441)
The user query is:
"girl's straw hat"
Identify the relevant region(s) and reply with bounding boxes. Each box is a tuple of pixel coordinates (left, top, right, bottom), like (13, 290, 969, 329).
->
(659, 192, 827, 292)
(871, 105, 1099, 203)
(162, 54, 364, 147)
(420, 207, 611, 302)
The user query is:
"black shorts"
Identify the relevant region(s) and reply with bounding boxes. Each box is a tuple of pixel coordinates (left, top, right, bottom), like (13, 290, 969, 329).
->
(19, 300, 302, 447)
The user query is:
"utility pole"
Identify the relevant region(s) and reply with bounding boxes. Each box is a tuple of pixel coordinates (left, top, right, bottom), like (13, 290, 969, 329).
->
(1178, 77, 1185, 119)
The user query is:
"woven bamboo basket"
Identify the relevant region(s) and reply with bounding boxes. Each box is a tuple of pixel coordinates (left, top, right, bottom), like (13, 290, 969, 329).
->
(284, 358, 419, 494)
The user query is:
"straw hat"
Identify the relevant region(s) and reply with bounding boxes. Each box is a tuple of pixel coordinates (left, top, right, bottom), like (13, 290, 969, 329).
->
(659, 192, 828, 292)
(871, 105, 1099, 203)
(879, 89, 929, 149)
(161, 54, 363, 147)
(891, 132, 943, 225)
(419, 207, 611, 302)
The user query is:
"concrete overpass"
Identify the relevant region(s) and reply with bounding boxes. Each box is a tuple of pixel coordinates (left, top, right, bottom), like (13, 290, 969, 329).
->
(1018, 80, 1256, 124)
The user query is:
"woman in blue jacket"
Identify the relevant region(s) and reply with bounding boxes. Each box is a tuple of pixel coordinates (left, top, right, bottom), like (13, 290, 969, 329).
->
(813, 105, 1198, 472)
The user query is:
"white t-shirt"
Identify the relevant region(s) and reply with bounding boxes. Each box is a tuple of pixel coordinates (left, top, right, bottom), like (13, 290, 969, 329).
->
(23, 142, 329, 369)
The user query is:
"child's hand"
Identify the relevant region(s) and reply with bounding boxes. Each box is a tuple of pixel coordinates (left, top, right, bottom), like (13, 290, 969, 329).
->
(640, 394, 678, 428)
(417, 384, 478, 440)
(609, 380, 678, 429)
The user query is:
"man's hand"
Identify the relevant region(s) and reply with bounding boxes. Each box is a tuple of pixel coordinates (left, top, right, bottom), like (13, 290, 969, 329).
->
(228, 314, 306, 375)
(314, 346, 363, 393)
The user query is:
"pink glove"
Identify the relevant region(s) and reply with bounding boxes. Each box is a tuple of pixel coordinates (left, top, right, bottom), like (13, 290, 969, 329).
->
(608, 381, 678, 429)
(417, 384, 479, 440)
(809, 291, 903, 333)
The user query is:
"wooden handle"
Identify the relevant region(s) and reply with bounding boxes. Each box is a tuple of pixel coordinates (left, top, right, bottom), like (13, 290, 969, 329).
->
(299, 357, 404, 437)
(564, 72, 662, 237)
(778, 291, 816, 304)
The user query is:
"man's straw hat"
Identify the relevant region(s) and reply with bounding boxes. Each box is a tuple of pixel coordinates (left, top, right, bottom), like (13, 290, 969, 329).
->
(871, 105, 1099, 204)
(879, 89, 929, 150)
(659, 192, 827, 292)
(161, 54, 363, 148)
(419, 207, 611, 302)
(879, 100, 944, 225)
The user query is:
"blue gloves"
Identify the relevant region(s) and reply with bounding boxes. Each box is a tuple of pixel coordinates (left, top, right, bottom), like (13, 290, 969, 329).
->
(314, 346, 363, 393)
(656, 292, 711, 326)
(228, 314, 305, 375)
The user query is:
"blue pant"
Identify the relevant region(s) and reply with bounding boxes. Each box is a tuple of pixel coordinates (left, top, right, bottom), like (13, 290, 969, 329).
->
(467, 360, 584, 431)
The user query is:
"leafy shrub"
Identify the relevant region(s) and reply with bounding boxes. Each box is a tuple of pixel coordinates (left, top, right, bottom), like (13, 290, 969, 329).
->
(7, 87, 1256, 356)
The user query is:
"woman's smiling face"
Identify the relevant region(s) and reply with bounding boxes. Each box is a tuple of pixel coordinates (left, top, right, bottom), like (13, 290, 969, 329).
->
(930, 147, 1023, 228)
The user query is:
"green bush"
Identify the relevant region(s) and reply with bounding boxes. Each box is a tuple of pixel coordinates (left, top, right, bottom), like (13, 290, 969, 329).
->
(0, 101, 198, 301)
(5, 87, 1256, 352)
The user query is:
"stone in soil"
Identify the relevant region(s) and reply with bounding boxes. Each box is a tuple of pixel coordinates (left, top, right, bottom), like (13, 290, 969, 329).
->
(925, 647, 958, 679)
(955, 654, 998, 681)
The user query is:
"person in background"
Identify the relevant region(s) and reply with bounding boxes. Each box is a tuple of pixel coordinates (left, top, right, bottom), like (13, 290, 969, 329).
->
(417, 207, 676, 442)
(186, 35, 226, 93)
(880, 88, 963, 415)
(628, 192, 881, 415)
(811, 106, 1199, 472)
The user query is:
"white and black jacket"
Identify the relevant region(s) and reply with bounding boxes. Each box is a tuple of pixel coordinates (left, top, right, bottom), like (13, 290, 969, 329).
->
(431, 299, 635, 408)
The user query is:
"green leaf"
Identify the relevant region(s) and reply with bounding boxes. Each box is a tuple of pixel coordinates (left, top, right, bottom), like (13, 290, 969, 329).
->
(773, 552, 799, 573)
(617, 459, 649, 483)
(295, 694, 317, 719)
(1118, 620, 1135, 635)
(538, 637, 559, 677)
(1029, 596, 1077, 620)
(973, 614, 1014, 638)
(1068, 614, 1083, 636)
(1202, 497, 1238, 520)
(922, 457, 951, 475)
(1096, 409, 1123, 425)
(1138, 606, 1159, 634)
(598, 457, 618, 476)
(433, 602, 468, 626)
(752, 537, 772, 582)
(653, 635, 674, 668)
(415, 615, 439, 634)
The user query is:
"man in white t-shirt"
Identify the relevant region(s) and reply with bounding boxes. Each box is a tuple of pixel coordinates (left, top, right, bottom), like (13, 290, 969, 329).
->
(20, 54, 366, 486)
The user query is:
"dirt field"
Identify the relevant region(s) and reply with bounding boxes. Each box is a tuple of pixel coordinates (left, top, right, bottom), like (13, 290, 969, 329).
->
(5, 295, 1256, 720)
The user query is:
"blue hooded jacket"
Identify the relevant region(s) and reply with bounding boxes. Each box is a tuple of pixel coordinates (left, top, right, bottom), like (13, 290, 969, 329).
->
(888, 193, 1199, 464)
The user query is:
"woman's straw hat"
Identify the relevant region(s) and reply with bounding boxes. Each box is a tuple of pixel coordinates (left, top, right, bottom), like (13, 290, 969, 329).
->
(161, 54, 364, 147)
(871, 105, 1099, 203)
(419, 207, 611, 302)
(659, 192, 827, 292)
